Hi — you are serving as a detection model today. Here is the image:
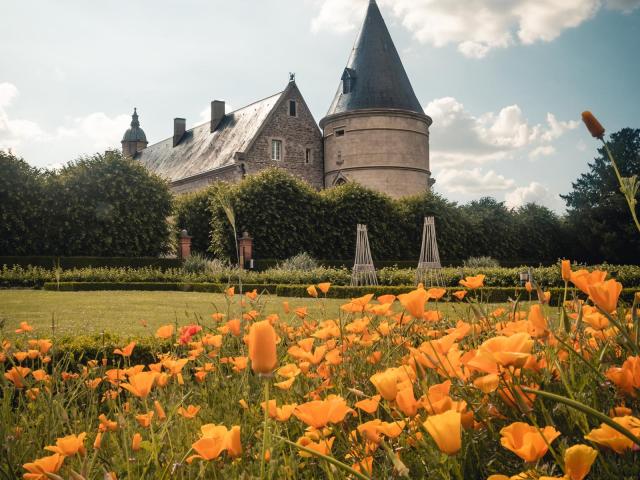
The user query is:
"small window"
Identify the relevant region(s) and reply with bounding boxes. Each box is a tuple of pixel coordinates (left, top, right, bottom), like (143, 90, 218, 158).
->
(305, 148, 312, 164)
(289, 100, 297, 117)
(271, 140, 282, 161)
(343, 78, 352, 94)
(335, 129, 345, 137)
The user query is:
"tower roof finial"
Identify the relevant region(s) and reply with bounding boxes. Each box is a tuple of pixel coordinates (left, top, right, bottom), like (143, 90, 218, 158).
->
(131, 108, 140, 128)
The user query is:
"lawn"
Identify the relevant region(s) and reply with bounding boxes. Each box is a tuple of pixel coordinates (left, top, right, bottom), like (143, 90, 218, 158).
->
(0, 289, 492, 339)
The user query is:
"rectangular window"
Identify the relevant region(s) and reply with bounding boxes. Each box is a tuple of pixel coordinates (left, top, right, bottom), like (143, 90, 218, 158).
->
(305, 148, 312, 164)
(289, 100, 297, 117)
(271, 139, 282, 161)
(335, 129, 345, 137)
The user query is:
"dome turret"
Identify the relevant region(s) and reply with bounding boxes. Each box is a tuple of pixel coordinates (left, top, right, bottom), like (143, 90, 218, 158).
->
(121, 108, 148, 157)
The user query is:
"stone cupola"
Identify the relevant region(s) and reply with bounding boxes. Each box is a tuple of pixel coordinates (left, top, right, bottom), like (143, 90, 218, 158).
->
(121, 108, 148, 158)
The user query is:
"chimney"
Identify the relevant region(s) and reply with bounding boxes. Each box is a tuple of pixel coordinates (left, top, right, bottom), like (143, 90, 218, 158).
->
(173, 118, 186, 147)
(211, 100, 225, 133)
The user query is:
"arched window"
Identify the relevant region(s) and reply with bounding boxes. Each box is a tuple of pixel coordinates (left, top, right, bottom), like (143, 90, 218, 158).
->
(335, 178, 347, 186)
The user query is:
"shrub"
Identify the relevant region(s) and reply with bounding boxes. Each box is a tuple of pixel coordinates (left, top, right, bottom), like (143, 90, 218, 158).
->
(463, 256, 500, 268)
(276, 252, 319, 271)
(174, 189, 213, 254)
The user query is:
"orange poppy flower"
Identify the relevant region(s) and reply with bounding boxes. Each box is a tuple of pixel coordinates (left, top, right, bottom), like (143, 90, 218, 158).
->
(274, 377, 295, 390)
(4, 366, 31, 388)
(398, 288, 428, 319)
(561, 259, 572, 282)
(135, 412, 154, 428)
(294, 396, 354, 428)
(22, 453, 64, 480)
(178, 405, 201, 419)
(44, 432, 86, 457)
(113, 341, 136, 357)
(248, 320, 278, 375)
(355, 395, 381, 414)
(570, 269, 607, 295)
(307, 285, 318, 298)
(377, 294, 396, 305)
(262, 400, 298, 421)
(318, 282, 331, 294)
(426, 288, 447, 301)
(423, 410, 462, 455)
(121, 371, 159, 399)
(154, 400, 167, 421)
(584, 416, 640, 453)
(225, 286, 235, 297)
(15, 321, 34, 334)
(581, 111, 605, 139)
(564, 444, 597, 480)
(155, 325, 174, 340)
(452, 290, 467, 300)
(499, 422, 560, 462)
(297, 435, 335, 458)
(588, 279, 623, 314)
(459, 274, 485, 290)
(294, 307, 308, 319)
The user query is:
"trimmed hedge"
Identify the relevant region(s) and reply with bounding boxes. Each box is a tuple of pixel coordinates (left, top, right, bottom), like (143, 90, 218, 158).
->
(43, 282, 279, 294)
(0, 256, 182, 270)
(4, 264, 640, 289)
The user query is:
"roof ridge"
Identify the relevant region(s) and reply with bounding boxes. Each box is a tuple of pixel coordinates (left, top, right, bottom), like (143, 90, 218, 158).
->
(144, 89, 285, 148)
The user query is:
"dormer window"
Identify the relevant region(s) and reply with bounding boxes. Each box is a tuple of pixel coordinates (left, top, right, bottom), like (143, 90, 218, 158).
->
(289, 100, 297, 117)
(341, 68, 356, 94)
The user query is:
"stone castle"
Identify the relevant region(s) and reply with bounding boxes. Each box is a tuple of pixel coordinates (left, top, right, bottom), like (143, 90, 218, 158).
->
(121, 0, 433, 198)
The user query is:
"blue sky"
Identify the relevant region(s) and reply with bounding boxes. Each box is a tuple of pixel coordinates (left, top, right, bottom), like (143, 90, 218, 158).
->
(2, 0, 639, 211)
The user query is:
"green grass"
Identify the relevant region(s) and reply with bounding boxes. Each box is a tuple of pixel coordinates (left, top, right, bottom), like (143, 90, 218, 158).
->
(0, 290, 342, 339)
(0, 290, 501, 340)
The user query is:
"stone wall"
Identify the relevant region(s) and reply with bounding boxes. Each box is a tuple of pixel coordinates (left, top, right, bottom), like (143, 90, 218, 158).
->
(170, 166, 243, 195)
(244, 84, 324, 189)
(322, 109, 431, 198)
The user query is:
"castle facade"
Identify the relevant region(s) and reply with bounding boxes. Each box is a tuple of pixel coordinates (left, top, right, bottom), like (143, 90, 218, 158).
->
(122, 0, 433, 198)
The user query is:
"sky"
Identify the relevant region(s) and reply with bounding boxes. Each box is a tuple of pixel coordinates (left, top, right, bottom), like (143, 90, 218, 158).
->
(2, 0, 639, 212)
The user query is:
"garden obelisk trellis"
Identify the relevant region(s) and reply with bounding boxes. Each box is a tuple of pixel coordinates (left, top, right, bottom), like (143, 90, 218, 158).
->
(351, 224, 378, 286)
(415, 216, 444, 287)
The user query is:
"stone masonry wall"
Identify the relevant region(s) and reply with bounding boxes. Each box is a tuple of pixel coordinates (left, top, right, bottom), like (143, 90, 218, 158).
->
(244, 84, 324, 189)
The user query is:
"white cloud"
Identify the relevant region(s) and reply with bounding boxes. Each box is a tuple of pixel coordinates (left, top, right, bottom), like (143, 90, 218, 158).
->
(312, 0, 640, 58)
(56, 112, 130, 151)
(425, 96, 577, 167)
(437, 167, 515, 194)
(529, 145, 556, 159)
(505, 181, 557, 209)
(0, 82, 128, 162)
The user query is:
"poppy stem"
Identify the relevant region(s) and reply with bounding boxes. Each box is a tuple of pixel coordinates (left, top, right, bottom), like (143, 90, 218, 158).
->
(260, 378, 270, 480)
(601, 140, 640, 234)
(522, 387, 640, 447)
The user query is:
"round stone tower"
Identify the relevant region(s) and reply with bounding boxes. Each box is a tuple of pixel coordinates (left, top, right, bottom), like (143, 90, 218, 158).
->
(121, 108, 148, 157)
(320, 0, 433, 198)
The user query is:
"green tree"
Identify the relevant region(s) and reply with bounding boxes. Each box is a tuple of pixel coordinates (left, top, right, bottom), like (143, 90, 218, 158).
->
(513, 203, 564, 261)
(0, 152, 46, 255)
(174, 189, 213, 255)
(460, 197, 519, 260)
(319, 182, 400, 260)
(396, 192, 469, 262)
(53, 151, 173, 256)
(561, 128, 640, 263)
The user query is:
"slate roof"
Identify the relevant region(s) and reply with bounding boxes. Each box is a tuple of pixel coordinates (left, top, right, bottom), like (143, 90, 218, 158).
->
(325, 0, 424, 118)
(137, 91, 284, 183)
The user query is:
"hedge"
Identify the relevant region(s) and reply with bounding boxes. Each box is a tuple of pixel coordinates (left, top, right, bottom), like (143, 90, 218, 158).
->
(0, 256, 182, 270)
(4, 264, 640, 289)
(43, 282, 279, 294)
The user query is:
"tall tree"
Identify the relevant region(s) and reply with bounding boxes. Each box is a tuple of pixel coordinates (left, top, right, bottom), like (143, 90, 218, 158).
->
(561, 128, 640, 263)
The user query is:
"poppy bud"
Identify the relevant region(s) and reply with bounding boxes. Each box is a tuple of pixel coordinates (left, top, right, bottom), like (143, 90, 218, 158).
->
(581, 111, 605, 139)
(249, 321, 278, 375)
(561, 259, 571, 282)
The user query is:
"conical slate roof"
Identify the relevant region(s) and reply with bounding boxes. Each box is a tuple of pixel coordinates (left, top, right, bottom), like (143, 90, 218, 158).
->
(325, 0, 424, 118)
